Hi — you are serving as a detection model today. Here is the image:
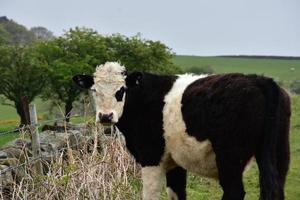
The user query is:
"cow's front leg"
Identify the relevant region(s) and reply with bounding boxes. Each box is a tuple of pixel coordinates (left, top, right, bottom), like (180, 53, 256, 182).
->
(166, 166, 187, 200)
(141, 165, 165, 200)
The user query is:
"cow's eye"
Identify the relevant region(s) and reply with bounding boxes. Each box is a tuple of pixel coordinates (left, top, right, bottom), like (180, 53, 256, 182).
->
(91, 88, 96, 92)
(115, 87, 126, 102)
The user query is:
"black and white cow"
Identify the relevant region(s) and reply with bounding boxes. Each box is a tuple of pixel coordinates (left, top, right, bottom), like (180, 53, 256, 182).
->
(73, 62, 291, 200)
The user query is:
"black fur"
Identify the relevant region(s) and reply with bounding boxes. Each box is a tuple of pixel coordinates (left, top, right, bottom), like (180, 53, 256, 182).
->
(166, 167, 187, 200)
(116, 72, 177, 166)
(253, 76, 291, 200)
(125, 71, 143, 87)
(181, 73, 290, 200)
(115, 86, 126, 102)
(73, 75, 94, 89)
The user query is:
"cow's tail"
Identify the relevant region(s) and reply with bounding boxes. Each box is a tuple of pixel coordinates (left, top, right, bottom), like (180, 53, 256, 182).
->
(254, 76, 291, 200)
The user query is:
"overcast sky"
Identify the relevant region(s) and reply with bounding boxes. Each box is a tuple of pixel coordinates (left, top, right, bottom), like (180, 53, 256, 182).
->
(1, 0, 299, 56)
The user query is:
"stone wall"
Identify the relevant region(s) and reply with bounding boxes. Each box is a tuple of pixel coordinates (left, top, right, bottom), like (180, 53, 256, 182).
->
(0, 123, 98, 193)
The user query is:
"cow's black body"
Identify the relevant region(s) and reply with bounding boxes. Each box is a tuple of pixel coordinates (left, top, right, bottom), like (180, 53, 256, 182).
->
(116, 73, 177, 166)
(117, 73, 290, 200)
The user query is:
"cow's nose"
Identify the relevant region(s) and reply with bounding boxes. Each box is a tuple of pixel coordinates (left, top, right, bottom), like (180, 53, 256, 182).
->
(99, 112, 114, 124)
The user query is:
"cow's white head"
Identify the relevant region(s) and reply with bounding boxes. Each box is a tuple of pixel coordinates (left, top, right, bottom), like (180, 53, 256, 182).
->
(73, 62, 142, 125)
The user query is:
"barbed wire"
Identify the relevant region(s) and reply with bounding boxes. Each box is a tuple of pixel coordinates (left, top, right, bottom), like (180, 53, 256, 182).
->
(0, 127, 24, 136)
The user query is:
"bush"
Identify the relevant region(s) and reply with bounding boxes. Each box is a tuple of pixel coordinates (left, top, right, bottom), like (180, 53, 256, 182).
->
(186, 65, 214, 75)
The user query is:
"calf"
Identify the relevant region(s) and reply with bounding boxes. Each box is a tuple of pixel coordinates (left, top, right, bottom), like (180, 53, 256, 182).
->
(73, 62, 291, 200)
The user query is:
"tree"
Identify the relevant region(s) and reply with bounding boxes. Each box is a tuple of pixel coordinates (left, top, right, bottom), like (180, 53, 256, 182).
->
(106, 33, 181, 74)
(37, 28, 181, 121)
(0, 45, 47, 125)
(36, 27, 109, 121)
(30, 26, 55, 41)
(0, 24, 10, 45)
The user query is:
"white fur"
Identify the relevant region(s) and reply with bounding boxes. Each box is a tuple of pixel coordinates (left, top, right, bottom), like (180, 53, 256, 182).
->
(162, 74, 219, 179)
(141, 166, 165, 200)
(92, 62, 126, 123)
(166, 187, 178, 200)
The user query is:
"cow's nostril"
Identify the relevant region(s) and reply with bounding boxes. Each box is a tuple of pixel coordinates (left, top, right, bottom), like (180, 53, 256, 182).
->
(99, 112, 114, 124)
(108, 112, 113, 120)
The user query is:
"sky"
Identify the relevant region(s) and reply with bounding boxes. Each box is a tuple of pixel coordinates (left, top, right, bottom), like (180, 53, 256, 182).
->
(1, 0, 299, 56)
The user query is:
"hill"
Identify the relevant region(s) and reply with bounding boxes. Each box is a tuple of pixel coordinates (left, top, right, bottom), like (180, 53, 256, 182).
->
(0, 16, 54, 45)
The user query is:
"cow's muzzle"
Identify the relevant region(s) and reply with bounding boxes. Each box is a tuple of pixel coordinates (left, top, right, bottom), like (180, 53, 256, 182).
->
(99, 112, 114, 125)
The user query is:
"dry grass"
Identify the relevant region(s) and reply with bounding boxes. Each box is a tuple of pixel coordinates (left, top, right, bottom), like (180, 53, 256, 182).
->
(0, 129, 142, 200)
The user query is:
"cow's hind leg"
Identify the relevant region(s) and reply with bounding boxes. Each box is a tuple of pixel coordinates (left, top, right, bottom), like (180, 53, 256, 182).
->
(166, 166, 187, 200)
(216, 153, 247, 200)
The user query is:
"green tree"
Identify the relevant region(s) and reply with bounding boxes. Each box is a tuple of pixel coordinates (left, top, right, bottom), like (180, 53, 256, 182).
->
(0, 24, 10, 45)
(36, 27, 109, 121)
(106, 33, 181, 74)
(0, 45, 47, 125)
(37, 28, 181, 121)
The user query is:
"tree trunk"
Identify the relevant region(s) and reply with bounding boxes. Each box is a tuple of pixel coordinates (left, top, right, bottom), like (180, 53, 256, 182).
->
(15, 101, 30, 126)
(65, 101, 73, 123)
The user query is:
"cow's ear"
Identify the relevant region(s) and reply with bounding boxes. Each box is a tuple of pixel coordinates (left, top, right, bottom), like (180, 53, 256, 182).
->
(73, 75, 94, 89)
(126, 72, 143, 88)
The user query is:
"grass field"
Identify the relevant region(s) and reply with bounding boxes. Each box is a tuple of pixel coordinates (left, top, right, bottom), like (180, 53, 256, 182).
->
(173, 55, 300, 82)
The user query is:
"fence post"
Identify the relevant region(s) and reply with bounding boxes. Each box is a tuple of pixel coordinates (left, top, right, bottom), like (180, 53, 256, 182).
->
(29, 104, 43, 175)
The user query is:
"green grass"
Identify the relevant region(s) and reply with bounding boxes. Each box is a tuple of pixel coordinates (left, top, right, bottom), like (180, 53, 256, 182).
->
(173, 55, 300, 82)
(0, 132, 21, 146)
(0, 97, 51, 121)
(0, 97, 55, 146)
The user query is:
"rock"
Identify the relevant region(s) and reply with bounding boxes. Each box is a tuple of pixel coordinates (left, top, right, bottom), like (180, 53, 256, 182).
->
(1, 147, 30, 163)
(0, 151, 8, 159)
(7, 138, 30, 148)
(0, 164, 14, 194)
(0, 158, 19, 168)
(39, 131, 68, 150)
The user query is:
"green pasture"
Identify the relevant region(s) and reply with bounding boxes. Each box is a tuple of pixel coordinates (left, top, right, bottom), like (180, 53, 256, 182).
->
(173, 55, 300, 82)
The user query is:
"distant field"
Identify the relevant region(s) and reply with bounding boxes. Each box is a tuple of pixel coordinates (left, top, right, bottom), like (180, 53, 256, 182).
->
(173, 55, 300, 81)
(0, 97, 57, 135)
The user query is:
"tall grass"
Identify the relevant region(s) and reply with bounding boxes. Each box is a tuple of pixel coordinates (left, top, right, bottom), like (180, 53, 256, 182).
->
(1, 130, 142, 200)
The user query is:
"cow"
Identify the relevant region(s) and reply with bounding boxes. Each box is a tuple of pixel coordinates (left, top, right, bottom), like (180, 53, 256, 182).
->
(73, 62, 291, 200)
